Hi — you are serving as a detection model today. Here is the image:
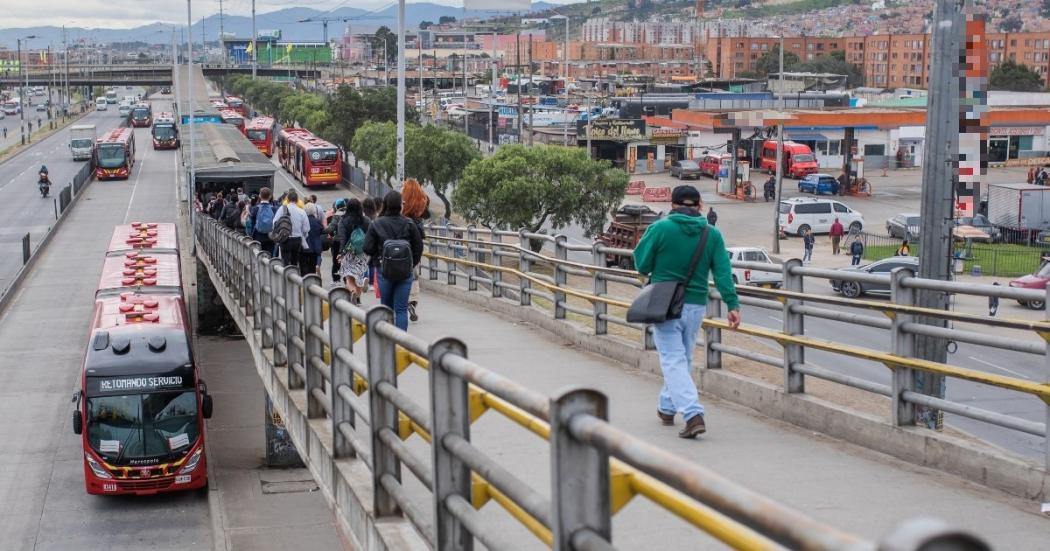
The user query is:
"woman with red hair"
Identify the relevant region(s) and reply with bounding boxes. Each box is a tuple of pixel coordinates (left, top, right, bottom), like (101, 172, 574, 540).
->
(401, 178, 430, 322)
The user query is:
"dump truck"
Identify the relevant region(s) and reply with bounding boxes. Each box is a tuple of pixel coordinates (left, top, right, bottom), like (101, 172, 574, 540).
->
(596, 204, 663, 269)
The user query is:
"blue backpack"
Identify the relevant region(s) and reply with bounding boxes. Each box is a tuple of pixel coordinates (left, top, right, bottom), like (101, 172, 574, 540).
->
(255, 203, 275, 234)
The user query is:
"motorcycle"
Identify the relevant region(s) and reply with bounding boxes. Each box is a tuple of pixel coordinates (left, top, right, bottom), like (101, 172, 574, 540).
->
(38, 172, 50, 198)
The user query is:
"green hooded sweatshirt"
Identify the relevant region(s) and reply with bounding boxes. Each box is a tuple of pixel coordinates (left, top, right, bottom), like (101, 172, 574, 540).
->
(632, 212, 739, 310)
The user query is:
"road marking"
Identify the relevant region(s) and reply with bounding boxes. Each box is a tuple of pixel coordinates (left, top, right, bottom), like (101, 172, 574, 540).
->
(272, 157, 307, 197)
(967, 356, 1031, 380)
(767, 315, 782, 323)
(122, 137, 151, 223)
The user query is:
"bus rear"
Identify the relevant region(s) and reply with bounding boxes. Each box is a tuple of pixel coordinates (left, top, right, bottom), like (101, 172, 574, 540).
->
(245, 117, 274, 157)
(224, 96, 247, 116)
(220, 109, 245, 135)
(302, 145, 342, 186)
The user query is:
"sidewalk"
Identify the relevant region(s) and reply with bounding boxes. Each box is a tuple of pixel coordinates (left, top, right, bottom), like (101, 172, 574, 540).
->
(199, 336, 349, 551)
(366, 287, 1046, 548)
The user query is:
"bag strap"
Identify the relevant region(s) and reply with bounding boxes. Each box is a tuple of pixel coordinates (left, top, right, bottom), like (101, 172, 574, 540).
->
(682, 227, 710, 283)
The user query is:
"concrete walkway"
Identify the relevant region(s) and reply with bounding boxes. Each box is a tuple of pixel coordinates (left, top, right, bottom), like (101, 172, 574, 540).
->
(353, 286, 1047, 549)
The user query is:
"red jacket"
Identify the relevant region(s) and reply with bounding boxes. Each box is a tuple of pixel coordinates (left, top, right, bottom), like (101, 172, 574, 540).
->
(829, 221, 844, 237)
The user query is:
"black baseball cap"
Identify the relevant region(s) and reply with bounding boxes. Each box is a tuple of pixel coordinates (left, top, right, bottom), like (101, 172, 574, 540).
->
(671, 185, 701, 207)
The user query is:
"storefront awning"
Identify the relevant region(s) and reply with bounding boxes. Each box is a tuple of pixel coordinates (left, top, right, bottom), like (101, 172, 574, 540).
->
(787, 132, 829, 142)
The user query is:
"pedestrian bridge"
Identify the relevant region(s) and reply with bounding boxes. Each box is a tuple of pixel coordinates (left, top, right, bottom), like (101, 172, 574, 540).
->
(0, 63, 322, 87)
(193, 214, 1050, 550)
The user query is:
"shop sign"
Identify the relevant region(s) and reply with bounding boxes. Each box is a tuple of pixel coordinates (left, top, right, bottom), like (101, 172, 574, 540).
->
(649, 127, 683, 142)
(990, 127, 1045, 136)
(578, 119, 646, 142)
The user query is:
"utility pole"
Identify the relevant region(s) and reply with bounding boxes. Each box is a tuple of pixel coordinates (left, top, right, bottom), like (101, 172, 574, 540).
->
(560, 15, 569, 146)
(914, 0, 963, 430)
(63, 27, 69, 116)
(528, 38, 534, 146)
(515, 31, 522, 141)
(396, 0, 406, 183)
(463, 41, 469, 139)
(418, 37, 424, 124)
(219, 0, 225, 66)
(251, 0, 257, 79)
(488, 31, 496, 153)
(772, 36, 786, 254)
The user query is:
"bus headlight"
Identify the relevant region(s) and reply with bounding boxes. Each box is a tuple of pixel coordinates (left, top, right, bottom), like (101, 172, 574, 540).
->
(85, 453, 113, 479)
(179, 448, 203, 475)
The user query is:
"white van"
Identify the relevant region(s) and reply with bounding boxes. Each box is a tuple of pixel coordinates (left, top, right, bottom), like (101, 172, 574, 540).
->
(778, 197, 864, 236)
(95, 97, 108, 111)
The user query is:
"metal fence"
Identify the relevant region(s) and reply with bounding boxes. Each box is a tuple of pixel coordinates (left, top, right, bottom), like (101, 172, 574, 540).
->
(341, 158, 395, 199)
(193, 214, 988, 551)
(418, 223, 1050, 471)
(858, 231, 1043, 277)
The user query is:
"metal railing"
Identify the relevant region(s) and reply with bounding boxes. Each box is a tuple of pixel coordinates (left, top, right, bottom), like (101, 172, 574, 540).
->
(418, 223, 1050, 471)
(193, 214, 987, 550)
(859, 231, 1043, 277)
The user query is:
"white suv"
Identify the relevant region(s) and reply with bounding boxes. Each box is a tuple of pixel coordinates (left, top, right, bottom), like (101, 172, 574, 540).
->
(778, 197, 863, 236)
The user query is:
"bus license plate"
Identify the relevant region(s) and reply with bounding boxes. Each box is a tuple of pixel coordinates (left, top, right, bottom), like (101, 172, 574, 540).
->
(103, 483, 117, 492)
(175, 475, 191, 484)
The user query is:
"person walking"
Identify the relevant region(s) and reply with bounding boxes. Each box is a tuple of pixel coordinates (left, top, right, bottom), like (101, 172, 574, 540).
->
(325, 199, 347, 284)
(633, 185, 740, 439)
(763, 175, 775, 201)
(896, 239, 911, 256)
(706, 207, 717, 226)
(849, 238, 864, 266)
(802, 229, 815, 263)
(362, 197, 379, 291)
(221, 198, 244, 232)
(989, 281, 1000, 317)
(401, 178, 430, 322)
(273, 190, 310, 267)
(337, 199, 371, 304)
(829, 218, 844, 255)
(300, 202, 324, 276)
(364, 191, 423, 331)
(248, 187, 278, 256)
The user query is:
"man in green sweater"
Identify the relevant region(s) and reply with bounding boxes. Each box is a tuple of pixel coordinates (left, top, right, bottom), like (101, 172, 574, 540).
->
(633, 186, 741, 438)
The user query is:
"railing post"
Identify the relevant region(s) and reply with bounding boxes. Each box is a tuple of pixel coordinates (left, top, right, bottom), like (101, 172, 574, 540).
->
(518, 229, 532, 306)
(329, 287, 357, 459)
(366, 305, 401, 516)
(428, 224, 439, 281)
(490, 233, 503, 299)
(428, 337, 473, 551)
(284, 266, 304, 389)
(705, 291, 723, 370)
(267, 258, 284, 354)
(782, 258, 805, 393)
(591, 244, 608, 335)
(467, 224, 479, 292)
(250, 246, 264, 325)
(303, 273, 324, 418)
(890, 268, 917, 426)
(553, 234, 568, 320)
(1044, 282, 1050, 470)
(447, 228, 459, 286)
(550, 387, 611, 550)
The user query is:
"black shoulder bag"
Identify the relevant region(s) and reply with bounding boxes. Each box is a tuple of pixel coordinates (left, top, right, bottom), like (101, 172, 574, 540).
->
(626, 227, 709, 324)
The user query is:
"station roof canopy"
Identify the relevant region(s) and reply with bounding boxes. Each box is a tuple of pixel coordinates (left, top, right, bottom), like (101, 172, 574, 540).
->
(671, 106, 1050, 130)
(184, 123, 275, 181)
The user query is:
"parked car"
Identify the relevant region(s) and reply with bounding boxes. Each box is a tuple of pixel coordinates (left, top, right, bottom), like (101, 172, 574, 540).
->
(798, 173, 840, 195)
(727, 247, 783, 287)
(886, 213, 921, 239)
(670, 159, 703, 180)
(830, 256, 920, 298)
(1008, 256, 1050, 309)
(35, 103, 47, 112)
(954, 214, 1000, 242)
(778, 197, 864, 237)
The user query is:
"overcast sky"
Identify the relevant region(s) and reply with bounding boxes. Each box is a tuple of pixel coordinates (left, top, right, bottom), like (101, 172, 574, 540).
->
(0, 0, 543, 30)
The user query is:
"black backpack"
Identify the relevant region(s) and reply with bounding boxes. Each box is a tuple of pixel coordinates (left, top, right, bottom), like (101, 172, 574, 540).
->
(379, 221, 413, 281)
(269, 208, 293, 244)
(223, 205, 241, 229)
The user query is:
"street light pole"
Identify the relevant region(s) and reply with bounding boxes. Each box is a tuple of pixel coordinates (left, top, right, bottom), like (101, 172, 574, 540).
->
(187, 0, 197, 219)
(396, 0, 406, 183)
(772, 36, 785, 254)
(251, 0, 257, 79)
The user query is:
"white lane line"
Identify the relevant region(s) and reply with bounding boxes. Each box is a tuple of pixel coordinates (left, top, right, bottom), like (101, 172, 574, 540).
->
(122, 139, 152, 223)
(767, 315, 782, 323)
(967, 356, 1031, 380)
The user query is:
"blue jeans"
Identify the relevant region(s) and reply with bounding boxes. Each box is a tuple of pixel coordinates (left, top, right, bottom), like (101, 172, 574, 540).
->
(378, 273, 414, 331)
(652, 303, 705, 421)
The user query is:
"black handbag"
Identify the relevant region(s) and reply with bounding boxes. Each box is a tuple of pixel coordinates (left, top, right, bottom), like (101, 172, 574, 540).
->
(626, 227, 709, 324)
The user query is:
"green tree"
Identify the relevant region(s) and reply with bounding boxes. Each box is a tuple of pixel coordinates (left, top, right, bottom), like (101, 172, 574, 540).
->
(453, 145, 628, 235)
(372, 26, 397, 63)
(790, 50, 865, 87)
(754, 45, 800, 78)
(351, 121, 397, 185)
(419, 21, 434, 30)
(990, 60, 1045, 92)
(1041, 0, 1050, 18)
(438, 15, 457, 24)
(999, 16, 1022, 33)
(406, 125, 480, 218)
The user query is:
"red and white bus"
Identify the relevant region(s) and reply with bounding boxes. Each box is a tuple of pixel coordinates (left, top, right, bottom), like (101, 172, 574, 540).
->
(130, 102, 153, 128)
(151, 113, 179, 150)
(95, 127, 136, 180)
(72, 222, 213, 496)
(276, 127, 343, 187)
(220, 109, 246, 135)
(224, 96, 247, 117)
(246, 116, 275, 157)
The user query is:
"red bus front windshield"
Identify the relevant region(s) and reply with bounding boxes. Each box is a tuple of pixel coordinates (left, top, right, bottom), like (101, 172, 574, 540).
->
(97, 144, 128, 168)
(153, 125, 176, 141)
(132, 108, 150, 121)
(87, 391, 199, 463)
(247, 129, 269, 142)
(310, 148, 339, 164)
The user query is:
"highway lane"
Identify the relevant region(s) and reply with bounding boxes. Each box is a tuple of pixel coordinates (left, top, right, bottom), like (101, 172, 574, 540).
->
(0, 90, 142, 293)
(0, 94, 211, 550)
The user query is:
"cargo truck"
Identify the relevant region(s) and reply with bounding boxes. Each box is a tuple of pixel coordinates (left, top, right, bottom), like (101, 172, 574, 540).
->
(69, 124, 96, 161)
(987, 183, 1050, 231)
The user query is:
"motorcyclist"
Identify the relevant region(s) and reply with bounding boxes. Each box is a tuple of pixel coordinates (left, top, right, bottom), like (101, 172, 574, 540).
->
(38, 165, 49, 181)
(38, 165, 50, 197)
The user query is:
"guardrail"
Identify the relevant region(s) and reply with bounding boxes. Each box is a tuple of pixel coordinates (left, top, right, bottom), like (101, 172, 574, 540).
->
(194, 214, 987, 550)
(418, 223, 1050, 471)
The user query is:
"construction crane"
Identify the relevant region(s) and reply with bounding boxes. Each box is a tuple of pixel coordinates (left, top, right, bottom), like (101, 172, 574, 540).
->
(299, 8, 391, 44)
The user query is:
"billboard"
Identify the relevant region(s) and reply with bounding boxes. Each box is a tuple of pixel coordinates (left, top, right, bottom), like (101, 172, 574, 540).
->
(463, 0, 531, 10)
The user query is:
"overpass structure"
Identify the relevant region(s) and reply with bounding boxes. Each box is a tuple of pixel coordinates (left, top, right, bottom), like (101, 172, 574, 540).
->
(0, 63, 321, 87)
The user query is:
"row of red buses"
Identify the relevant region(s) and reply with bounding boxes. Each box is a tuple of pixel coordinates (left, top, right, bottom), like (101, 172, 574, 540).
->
(246, 116, 275, 157)
(224, 96, 247, 117)
(130, 102, 153, 128)
(151, 113, 179, 150)
(72, 222, 213, 495)
(276, 127, 342, 187)
(95, 127, 136, 180)
(220, 109, 246, 135)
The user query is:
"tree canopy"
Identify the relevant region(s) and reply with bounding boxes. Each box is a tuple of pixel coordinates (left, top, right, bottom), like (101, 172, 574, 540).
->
(372, 27, 397, 63)
(754, 45, 800, 78)
(990, 60, 1045, 92)
(453, 145, 627, 236)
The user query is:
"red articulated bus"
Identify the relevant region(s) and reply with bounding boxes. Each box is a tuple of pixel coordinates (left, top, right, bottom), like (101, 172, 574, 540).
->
(220, 109, 246, 135)
(130, 102, 153, 128)
(246, 116, 275, 157)
(151, 112, 179, 150)
(276, 127, 343, 187)
(95, 127, 136, 180)
(224, 96, 247, 117)
(72, 222, 213, 496)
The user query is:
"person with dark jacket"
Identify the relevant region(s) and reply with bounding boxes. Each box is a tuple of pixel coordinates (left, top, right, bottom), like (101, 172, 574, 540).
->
(325, 199, 347, 284)
(849, 238, 864, 266)
(802, 229, 815, 263)
(337, 199, 371, 303)
(208, 191, 226, 220)
(363, 191, 424, 331)
(706, 207, 717, 226)
(220, 199, 244, 232)
(300, 203, 325, 276)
